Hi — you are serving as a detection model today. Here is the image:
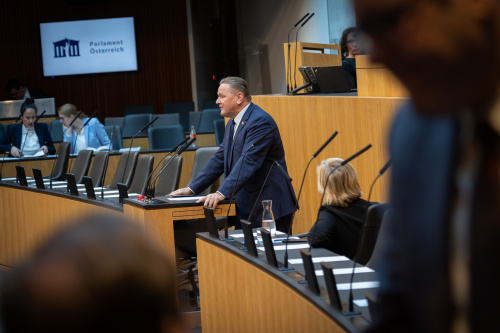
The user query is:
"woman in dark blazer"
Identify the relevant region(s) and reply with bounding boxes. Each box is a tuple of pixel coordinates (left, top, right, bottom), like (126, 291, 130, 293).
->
(307, 158, 378, 260)
(0, 98, 55, 157)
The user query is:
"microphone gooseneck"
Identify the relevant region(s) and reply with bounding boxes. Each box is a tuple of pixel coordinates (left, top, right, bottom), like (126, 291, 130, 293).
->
(287, 13, 310, 93)
(283, 131, 339, 268)
(121, 116, 158, 183)
(294, 13, 315, 90)
(345, 157, 392, 314)
(308, 144, 373, 252)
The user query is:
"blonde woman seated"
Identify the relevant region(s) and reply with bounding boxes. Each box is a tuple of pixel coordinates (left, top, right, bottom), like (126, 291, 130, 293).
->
(307, 158, 378, 260)
(58, 103, 110, 154)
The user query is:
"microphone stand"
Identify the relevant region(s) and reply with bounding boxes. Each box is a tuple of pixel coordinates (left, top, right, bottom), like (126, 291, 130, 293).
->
(121, 116, 158, 183)
(145, 137, 196, 203)
(97, 126, 116, 200)
(345, 158, 392, 316)
(0, 116, 22, 180)
(287, 13, 309, 93)
(308, 144, 373, 251)
(144, 137, 190, 200)
(15, 110, 46, 183)
(294, 13, 315, 90)
(49, 111, 82, 190)
(282, 131, 338, 269)
(68, 110, 98, 173)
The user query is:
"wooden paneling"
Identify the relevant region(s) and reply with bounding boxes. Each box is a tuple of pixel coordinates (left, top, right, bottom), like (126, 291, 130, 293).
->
(252, 95, 404, 234)
(197, 238, 347, 333)
(0, 0, 192, 121)
(356, 55, 408, 98)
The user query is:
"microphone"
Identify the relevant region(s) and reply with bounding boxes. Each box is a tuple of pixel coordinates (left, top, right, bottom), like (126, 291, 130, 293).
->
(275, 161, 292, 181)
(121, 116, 158, 183)
(294, 13, 315, 89)
(221, 126, 276, 239)
(13, 110, 48, 183)
(144, 137, 191, 199)
(345, 158, 392, 315)
(98, 126, 116, 200)
(69, 110, 98, 172)
(0, 117, 23, 180)
(282, 131, 338, 268)
(308, 144, 373, 251)
(146, 137, 196, 200)
(287, 13, 310, 93)
(49, 111, 82, 189)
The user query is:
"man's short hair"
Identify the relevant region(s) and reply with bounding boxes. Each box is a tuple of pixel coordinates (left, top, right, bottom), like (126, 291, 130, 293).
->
(219, 76, 252, 102)
(0, 214, 181, 333)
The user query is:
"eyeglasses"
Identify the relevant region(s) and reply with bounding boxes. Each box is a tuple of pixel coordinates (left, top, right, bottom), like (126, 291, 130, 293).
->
(346, 39, 358, 46)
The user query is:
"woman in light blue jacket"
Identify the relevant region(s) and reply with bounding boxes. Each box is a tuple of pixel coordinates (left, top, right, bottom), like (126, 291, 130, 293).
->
(58, 103, 111, 153)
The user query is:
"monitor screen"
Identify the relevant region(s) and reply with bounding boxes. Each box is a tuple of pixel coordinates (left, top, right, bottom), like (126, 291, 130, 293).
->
(40, 17, 138, 77)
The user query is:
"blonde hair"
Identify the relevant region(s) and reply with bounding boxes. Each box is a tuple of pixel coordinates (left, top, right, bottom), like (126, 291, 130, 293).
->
(317, 158, 362, 207)
(58, 103, 87, 119)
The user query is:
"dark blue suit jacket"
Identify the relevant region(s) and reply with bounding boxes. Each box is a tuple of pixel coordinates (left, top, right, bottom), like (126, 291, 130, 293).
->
(370, 103, 459, 332)
(189, 103, 297, 226)
(0, 123, 56, 156)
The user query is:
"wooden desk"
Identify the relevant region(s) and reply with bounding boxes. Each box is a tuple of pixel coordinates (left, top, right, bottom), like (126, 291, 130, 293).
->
(197, 232, 377, 332)
(0, 182, 234, 267)
(1, 149, 198, 188)
(252, 95, 405, 233)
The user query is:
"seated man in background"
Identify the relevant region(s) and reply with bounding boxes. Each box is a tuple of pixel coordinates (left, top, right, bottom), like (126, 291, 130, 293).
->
(5, 78, 49, 101)
(0, 214, 187, 333)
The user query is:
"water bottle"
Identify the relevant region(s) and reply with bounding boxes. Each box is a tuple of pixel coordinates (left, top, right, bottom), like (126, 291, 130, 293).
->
(190, 126, 197, 147)
(262, 200, 276, 236)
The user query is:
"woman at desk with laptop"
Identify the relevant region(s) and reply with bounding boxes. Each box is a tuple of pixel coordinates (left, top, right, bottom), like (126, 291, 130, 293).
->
(58, 103, 110, 154)
(340, 27, 364, 89)
(0, 98, 55, 157)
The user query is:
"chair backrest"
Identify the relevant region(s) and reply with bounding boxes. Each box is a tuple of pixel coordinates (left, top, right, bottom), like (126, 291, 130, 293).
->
(104, 125, 123, 150)
(50, 142, 70, 180)
(123, 104, 154, 116)
(163, 102, 195, 133)
(154, 113, 180, 127)
(122, 113, 153, 138)
(50, 119, 63, 143)
(44, 121, 52, 132)
(355, 203, 390, 266)
(148, 125, 185, 150)
(154, 156, 183, 196)
(189, 147, 218, 196)
(214, 119, 225, 146)
(104, 117, 124, 130)
(128, 154, 154, 194)
(189, 111, 201, 132)
(366, 209, 392, 270)
(88, 151, 109, 187)
(0, 124, 4, 138)
(70, 150, 93, 184)
(197, 109, 224, 133)
(107, 151, 139, 189)
(203, 99, 218, 109)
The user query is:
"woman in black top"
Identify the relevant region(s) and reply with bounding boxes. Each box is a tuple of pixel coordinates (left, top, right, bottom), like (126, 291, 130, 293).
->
(307, 158, 377, 260)
(340, 27, 363, 89)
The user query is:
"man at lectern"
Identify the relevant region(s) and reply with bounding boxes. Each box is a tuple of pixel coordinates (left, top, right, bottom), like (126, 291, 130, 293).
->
(353, 0, 500, 331)
(171, 76, 297, 232)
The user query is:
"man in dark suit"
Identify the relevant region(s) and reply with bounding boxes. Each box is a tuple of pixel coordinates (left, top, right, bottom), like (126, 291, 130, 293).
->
(352, 0, 500, 331)
(171, 77, 297, 231)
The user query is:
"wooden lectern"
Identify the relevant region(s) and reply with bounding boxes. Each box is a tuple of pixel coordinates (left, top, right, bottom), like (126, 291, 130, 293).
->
(284, 42, 341, 91)
(355, 55, 408, 97)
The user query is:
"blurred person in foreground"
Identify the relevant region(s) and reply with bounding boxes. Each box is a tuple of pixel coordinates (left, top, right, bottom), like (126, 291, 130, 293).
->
(353, 0, 500, 331)
(0, 214, 187, 333)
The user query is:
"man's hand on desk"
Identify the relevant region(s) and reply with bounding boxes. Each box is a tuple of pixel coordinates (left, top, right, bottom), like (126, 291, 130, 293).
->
(169, 187, 194, 196)
(198, 192, 225, 208)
